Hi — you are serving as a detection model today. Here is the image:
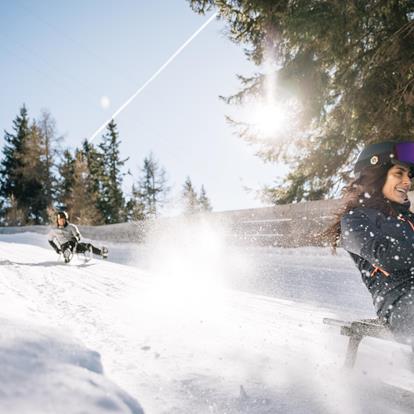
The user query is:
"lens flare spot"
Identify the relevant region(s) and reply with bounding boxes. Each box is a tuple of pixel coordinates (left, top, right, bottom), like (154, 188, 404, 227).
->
(100, 96, 111, 109)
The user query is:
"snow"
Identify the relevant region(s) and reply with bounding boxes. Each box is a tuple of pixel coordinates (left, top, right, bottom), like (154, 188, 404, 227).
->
(1, 230, 414, 413)
(0, 318, 143, 414)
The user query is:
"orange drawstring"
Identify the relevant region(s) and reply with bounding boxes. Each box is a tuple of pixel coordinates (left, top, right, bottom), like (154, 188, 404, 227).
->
(370, 266, 390, 277)
(400, 217, 414, 231)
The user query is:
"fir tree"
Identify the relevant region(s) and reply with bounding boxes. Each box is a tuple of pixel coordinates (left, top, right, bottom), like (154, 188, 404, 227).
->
(198, 185, 212, 212)
(3, 195, 25, 226)
(0, 105, 31, 223)
(57, 149, 76, 212)
(125, 184, 146, 221)
(37, 110, 62, 208)
(98, 120, 128, 223)
(189, 0, 414, 203)
(135, 153, 169, 218)
(0, 107, 61, 224)
(82, 139, 104, 199)
(182, 176, 199, 215)
(20, 121, 49, 223)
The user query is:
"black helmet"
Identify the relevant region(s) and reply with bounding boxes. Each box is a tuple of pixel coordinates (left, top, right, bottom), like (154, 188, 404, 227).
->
(56, 211, 68, 220)
(354, 141, 414, 177)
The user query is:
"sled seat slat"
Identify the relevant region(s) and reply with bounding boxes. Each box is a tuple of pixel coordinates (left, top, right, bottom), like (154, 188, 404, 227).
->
(323, 317, 396, 368)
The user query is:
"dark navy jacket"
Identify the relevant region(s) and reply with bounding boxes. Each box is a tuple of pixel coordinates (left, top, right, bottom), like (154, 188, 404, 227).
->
(341, 203, 414, 318)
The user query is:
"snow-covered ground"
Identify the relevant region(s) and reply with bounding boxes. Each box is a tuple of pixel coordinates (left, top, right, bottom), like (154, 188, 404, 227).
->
(2, 228, 414, 413)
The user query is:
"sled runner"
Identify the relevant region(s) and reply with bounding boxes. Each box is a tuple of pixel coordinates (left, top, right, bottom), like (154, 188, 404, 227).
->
(323, 317, 400, 368)
(53, 237, 92, 264)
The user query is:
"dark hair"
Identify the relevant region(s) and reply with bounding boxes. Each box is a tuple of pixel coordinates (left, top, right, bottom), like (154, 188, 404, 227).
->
(56, 210, 69, 227)
(57, 211, 68, 220)
(324, 164, 397, 251)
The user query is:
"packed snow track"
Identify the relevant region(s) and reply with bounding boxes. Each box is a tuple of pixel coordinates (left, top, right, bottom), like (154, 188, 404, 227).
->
(1, 232, 414, 414)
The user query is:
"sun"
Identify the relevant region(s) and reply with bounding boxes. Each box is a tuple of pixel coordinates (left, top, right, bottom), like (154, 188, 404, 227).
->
(251, 103, 290, 136)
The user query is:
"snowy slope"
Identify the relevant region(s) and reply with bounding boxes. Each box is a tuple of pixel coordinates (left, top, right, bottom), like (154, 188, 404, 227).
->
(1, 232, 414, 413)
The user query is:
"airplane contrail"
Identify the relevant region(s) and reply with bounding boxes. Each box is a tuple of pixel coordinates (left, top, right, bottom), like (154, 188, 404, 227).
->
(89, 12, 218, 142)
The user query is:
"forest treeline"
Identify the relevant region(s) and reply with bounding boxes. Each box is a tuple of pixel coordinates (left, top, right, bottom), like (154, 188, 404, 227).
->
(0, 105, 212, 226)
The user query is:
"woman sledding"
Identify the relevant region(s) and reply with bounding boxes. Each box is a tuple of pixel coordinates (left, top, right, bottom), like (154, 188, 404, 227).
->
(48, 211, 108, 263)
(326, 141, 414, 343)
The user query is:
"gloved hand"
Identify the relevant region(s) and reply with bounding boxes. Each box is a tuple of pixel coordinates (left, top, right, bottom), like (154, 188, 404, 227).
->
(49, 240, 61, 254)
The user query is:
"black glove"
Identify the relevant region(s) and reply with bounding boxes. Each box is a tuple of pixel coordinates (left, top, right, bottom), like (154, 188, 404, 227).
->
(49, 240, 61, 254)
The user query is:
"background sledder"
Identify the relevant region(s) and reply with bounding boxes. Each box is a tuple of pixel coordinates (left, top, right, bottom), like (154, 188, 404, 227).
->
(48, 211, 109, 263)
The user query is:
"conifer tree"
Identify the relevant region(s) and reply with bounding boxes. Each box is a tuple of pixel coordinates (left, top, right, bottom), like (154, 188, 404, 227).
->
(125, 184, 146, 221)
(0, 105, 31, 222)
(135, 153, 169, 218)
(182, 176, 199, 215)
(189, 0, 414, 203)
(0, 107, 61, 224)
(57, 149, 76, 211)
(69, 150, 103, 225)
(37, 110, 62, 208)
(98, 120, 128, 223)
(82, 139, 104, 199)
(3, 195, 25, 226)
(198, 185, 212, 212)
(20, 121, 49, 223)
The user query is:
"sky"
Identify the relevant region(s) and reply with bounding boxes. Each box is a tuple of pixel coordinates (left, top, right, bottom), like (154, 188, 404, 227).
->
(0, 0, 284, 213)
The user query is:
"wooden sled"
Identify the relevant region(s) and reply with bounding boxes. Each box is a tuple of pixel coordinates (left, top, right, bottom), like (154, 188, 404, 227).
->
(323, 317, 400, 368)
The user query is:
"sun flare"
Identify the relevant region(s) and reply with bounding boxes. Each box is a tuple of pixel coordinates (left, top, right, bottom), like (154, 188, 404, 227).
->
(251, 103, 291, 136)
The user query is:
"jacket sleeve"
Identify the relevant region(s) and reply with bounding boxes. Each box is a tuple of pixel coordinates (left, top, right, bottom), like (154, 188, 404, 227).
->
(47, 229, 56, 241)
(70, 224, 81, 241)
(341, 209, 414, 273)
(48, 239, 61, 253)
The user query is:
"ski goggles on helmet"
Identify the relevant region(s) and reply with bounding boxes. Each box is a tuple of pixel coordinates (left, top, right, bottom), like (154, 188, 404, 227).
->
(394, 142, 414, 167)
(354, 141, 414, 176)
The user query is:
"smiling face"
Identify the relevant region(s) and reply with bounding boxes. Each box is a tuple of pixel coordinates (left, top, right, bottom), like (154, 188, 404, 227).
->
(382, 164, 412, 204)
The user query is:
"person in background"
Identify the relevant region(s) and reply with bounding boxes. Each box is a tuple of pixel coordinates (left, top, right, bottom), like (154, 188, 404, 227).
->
(48, 211, 108, 263)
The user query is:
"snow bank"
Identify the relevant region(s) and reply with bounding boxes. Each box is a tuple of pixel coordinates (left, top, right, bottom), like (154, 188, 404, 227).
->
(0, 318, 144, 414)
